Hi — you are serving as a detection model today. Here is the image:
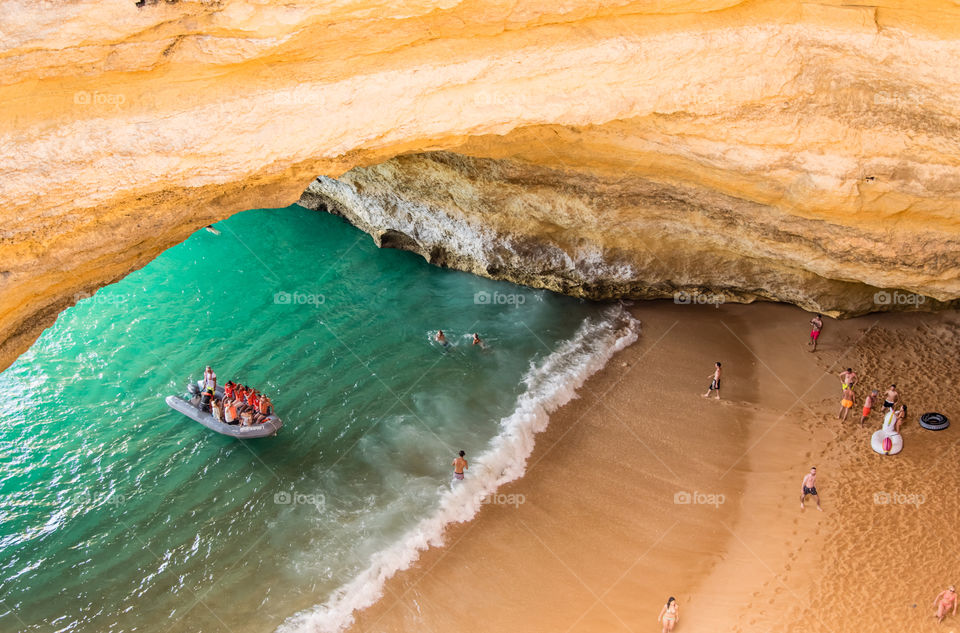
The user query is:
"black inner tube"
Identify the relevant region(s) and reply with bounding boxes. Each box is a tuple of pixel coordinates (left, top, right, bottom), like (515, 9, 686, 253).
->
(920, 412, 949, 429)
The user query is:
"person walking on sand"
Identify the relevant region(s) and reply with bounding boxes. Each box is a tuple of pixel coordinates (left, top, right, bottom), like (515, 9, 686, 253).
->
(838, 386, 855, 421)
(934, 586, 958, 623)
(808, 314, 823, 351)
(658, 596, 679, 632)
(860, 390, 878, 427)
(800, 467, 822, 511)
(881, 384, 900, 414)
(839, 368, 857, 391)
(703, 362, 722, 399)
(452, 450, 468, 482)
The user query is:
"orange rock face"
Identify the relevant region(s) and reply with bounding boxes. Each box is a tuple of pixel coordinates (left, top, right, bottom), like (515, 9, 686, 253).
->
(2, 0, 959, 370)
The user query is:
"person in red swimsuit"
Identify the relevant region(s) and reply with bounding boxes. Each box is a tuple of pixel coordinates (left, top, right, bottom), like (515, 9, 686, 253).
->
(808, 314, 823, 352)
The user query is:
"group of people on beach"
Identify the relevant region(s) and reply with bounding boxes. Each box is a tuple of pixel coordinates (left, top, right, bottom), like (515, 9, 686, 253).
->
(808, 319, 957, 624)
(836, 368, 906, 430)
(199, 366, 274, 426)
(811, 316, 908, 427)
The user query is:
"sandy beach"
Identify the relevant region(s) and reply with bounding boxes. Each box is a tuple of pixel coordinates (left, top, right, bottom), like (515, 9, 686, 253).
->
(346, 301, 960, 633)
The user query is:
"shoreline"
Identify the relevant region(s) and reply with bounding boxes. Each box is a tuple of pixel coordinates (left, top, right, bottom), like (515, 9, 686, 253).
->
(338, 301, 959, 633)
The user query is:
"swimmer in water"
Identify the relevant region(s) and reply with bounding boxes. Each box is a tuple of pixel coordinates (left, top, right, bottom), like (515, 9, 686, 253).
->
(472, 333, 485, 349)
(436, 330, 449, 348)
(452, 450, 468, 481)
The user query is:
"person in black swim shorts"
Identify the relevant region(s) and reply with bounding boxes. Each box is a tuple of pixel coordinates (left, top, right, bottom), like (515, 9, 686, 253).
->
(703, 361, 722, 399)
(800, 467, 822, 511)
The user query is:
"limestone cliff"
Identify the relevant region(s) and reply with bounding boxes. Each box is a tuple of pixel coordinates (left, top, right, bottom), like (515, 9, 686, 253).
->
(2, 0, 960, 370)
(299, 151, 958, 315)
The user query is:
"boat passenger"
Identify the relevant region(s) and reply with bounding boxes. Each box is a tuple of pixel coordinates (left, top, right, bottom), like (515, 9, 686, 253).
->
(233, 385, 246, 408)
(211, 398, 224, 423)
(224, 399, 240, 425)
(224, 381, 235, 400)
(200, 389, 212, 412)
(240, 409, 254, 426)
(203, 366, 217, 393)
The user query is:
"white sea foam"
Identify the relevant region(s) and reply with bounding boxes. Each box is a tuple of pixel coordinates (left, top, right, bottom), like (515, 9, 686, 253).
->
(275, 304, 640, 633)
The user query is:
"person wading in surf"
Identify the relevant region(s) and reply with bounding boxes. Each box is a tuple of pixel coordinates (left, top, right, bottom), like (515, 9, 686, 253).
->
(452, 450, 468, 482)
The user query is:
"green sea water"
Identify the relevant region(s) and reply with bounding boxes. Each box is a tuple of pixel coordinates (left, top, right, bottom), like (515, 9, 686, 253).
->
(0, 205, 637, 633)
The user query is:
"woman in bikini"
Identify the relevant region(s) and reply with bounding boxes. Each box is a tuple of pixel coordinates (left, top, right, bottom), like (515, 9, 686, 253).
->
(658, 596, 679, 632)
(894, 404, 907, 433)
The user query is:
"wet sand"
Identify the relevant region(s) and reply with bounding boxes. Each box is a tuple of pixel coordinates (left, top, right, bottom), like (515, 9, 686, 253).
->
(346, 301, 960, 633)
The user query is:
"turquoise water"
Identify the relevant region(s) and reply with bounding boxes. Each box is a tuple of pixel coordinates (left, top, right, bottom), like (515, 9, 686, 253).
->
(0, 205, 632, 633)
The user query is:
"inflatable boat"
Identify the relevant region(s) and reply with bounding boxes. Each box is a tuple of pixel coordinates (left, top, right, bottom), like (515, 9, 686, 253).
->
(165, 381, 282, 438)
(871, 410, 903, 455)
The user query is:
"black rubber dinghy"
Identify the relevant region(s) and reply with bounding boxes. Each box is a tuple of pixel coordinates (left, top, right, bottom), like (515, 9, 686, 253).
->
(165, 382, 282, 438)
(919, 412, 950, 431)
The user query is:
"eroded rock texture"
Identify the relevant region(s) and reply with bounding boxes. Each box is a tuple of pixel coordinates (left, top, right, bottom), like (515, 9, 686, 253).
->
(300, 151, 958, 316)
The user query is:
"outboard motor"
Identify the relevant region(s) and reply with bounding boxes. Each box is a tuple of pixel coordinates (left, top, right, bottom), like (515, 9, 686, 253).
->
(187, 381, 201, 407)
